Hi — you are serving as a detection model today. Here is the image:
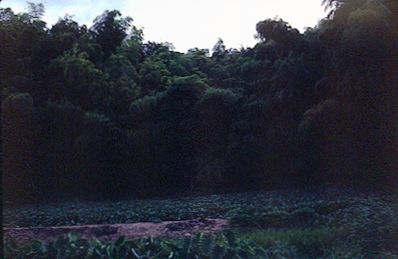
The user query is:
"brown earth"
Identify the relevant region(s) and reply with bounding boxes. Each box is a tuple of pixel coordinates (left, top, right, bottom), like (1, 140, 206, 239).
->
(3, 219, 229, 244)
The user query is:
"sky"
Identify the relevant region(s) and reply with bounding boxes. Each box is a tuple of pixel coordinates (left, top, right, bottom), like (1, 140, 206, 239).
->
(1, 0, 328, 52)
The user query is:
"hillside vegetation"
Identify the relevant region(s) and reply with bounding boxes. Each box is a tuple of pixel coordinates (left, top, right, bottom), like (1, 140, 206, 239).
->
(2, 0, 398, 203)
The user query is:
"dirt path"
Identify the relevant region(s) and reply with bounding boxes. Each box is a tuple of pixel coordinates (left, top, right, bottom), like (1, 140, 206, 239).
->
(4, 219, 229, 244)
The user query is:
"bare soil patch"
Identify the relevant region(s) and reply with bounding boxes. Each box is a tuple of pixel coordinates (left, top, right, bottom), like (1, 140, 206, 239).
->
(4, 219, 229, 244)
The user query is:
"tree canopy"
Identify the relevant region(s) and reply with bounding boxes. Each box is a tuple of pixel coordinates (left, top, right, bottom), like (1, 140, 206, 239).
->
(2, 0, 397, 203)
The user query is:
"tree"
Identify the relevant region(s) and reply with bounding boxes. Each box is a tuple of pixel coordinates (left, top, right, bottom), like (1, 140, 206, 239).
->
(2, 0, 398, 203)
(104, 53, 140, 120)
(212, 38, 227, 60)
(49, 49, 107, 110)
(90, 10, 133, 58)
(0, 5, 48, 102)
(48, 15, 87, 57)
(2, 93, 34, 203)
(319, 0, 398, 188)
(255, 18, 303, 57)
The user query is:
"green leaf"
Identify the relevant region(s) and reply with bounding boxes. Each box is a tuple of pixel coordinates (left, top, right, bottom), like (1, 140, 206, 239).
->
(212, 244, 225, 259)
(224, 230, 236, 247)
(115, 236, 126, 247)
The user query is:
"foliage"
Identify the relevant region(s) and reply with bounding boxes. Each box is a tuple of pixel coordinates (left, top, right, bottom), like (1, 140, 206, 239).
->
(2, 1, 398, 257)
(2, 93, 34, 203)
(90, 10, 135, 59)
(4, 189, 398, 258)
(1, 0, 398, 202)
(4, 231, 299, 259)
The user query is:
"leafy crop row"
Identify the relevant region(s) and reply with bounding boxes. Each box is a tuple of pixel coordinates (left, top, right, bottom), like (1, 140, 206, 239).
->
(4, 189, 398, 257)
(5, 231, 299, 259)
(4, 188, 391, 229)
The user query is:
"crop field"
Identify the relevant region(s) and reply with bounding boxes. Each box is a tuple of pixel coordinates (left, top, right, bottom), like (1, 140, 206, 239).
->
(4, 188, 398, 258)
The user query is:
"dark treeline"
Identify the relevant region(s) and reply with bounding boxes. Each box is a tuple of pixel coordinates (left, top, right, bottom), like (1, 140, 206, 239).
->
(1, 0, 398, 204)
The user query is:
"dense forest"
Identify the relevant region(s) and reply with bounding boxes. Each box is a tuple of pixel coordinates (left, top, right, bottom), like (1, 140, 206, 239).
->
(1, 0, 398, 204)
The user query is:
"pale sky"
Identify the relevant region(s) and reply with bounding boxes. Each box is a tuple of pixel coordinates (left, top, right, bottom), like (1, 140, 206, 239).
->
(1, 0, 328, 52)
